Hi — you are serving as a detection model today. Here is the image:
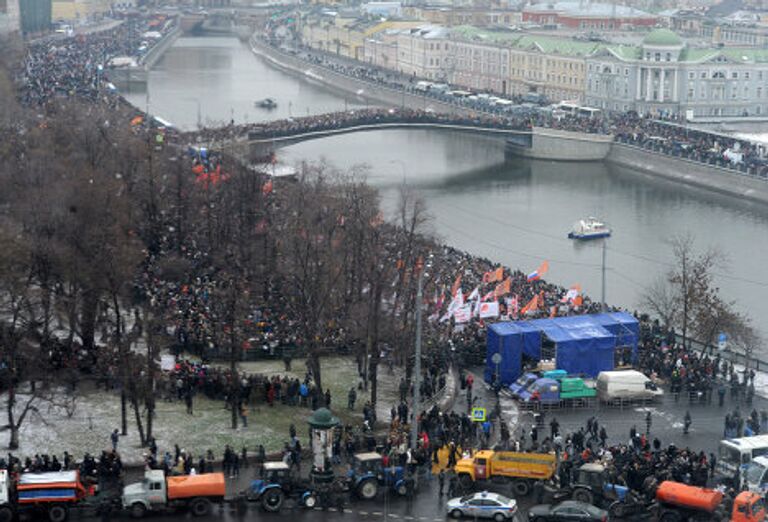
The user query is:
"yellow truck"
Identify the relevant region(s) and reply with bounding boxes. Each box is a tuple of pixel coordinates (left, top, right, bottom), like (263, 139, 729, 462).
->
(454, 450, 557, 496)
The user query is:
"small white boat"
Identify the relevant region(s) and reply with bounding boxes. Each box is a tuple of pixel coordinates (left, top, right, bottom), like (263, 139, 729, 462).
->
(568, 217, 611, 240)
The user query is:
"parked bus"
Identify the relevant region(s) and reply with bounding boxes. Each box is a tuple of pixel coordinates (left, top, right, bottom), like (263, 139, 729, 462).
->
(577, 106, 602, 119)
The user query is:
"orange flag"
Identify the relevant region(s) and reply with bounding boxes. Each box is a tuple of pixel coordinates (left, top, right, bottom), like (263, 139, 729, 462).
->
(451, 274, 462, 297)
(520, 294, 540, 315)
(494, 277, 511, 298)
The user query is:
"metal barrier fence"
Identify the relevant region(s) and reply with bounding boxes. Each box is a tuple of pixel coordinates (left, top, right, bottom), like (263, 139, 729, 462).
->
(674, 334, 768, 372)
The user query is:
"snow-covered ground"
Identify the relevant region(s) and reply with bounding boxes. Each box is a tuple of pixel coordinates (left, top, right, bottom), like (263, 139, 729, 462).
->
(4, 356, 401, 466)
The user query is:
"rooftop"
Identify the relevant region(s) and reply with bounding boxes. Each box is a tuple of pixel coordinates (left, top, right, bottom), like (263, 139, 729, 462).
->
(523, 1, 654, 19)
(451, 25, 606, 56)
(642, 28, 683, 47)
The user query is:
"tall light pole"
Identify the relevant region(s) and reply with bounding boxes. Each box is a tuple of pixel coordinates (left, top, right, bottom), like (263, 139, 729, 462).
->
(410, 256, 425, 456)
(601, 239, 607, 312)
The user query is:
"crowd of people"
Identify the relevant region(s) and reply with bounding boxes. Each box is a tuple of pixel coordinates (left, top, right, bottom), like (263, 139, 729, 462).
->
(20, 16, 174, 107)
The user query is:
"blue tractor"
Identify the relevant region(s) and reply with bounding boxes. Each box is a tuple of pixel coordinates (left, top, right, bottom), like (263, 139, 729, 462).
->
(350, 452, 409, 500)
(244, 461, 318, 512)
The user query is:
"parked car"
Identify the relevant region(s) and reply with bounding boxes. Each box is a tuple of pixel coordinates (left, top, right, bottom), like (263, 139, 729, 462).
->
(446, 491, 518, 520)
(528, 501, 607, 522)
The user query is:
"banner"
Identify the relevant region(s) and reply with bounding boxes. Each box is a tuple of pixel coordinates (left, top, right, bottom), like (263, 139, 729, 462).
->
(479, 301, 500, 319)
(454, 304, 472, 324)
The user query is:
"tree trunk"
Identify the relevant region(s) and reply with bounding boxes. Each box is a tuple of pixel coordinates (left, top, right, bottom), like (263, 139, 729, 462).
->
(7, 385, 18, 450)
(145, 396, 154, 442)
(121, 391, 128, 436)
(308, 350, 323, 407)
(130, 393, 146, 447)
(368, 280, 383, 407)
(80, 289, 99, 352)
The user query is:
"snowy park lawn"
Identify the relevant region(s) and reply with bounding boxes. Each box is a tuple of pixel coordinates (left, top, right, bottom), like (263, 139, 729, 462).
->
(6, 356, 400, 465)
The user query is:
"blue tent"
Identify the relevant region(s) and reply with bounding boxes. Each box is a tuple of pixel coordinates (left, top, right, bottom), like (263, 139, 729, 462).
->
(485, 313, 640, 384)
(485, 322, 523, 385)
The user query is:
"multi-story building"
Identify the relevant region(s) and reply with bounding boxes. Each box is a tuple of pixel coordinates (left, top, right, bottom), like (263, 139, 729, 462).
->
(301, 13, 421, 61)
(584, 28, 768, 118)
(0, 0, 20, 37)
(52, 0, 111, 22)
(450, 27, 601, 100)
(403, 5, 521, 27)
(395, 25, 451, 80)
(522, 1, 657, 30)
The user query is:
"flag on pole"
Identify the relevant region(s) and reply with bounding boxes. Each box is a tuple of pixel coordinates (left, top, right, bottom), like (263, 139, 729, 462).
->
(454, 304, 472, 324)
(527, 261, 549, 282)
(482, 267, 504, 284)
(451, 274, 462, 298)
(494, 277, 511, 298)
(561, 284, 582, 303)
(520, 293, 542, 315)
(440, 290, 464, 322)
(479, 301, 500, 319)
(467, 287, 479, 302)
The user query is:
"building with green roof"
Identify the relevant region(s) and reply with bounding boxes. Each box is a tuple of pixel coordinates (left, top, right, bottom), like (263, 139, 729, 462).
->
(448, 26, 609, 101)
(585, 29, 768, 119)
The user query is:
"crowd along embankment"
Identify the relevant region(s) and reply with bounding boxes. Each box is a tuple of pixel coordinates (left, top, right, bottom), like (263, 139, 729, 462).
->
(248, 37, 479, 118)
(109, 24, 181, 92)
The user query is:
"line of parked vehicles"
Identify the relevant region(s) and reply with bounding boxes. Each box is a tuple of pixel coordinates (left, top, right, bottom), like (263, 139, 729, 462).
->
(507, 369, 663, 410)
(446, 447, 766, 522)
(411, 80, 603, 121)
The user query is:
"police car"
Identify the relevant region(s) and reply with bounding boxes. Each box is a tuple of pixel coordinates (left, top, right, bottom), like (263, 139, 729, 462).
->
(446, 491, 518, 520)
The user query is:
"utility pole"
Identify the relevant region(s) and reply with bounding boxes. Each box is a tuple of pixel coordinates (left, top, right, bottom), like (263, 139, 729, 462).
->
(601, 239, 607, 312)
(411, 256, 425, 456)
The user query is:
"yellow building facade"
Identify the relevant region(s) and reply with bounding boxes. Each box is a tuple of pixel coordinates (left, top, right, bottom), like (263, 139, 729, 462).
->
(52, 0, 111, 22)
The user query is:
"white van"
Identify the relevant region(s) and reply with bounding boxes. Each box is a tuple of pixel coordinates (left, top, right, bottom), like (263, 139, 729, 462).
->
(717, 435, 768, 479)
(415, 81, 433, 92)
(596, 370, 663, 401)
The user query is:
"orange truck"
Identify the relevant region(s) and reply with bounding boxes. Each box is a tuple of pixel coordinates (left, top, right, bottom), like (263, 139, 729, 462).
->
(122, 470, 226, 518)
(0, 469, 98, 522)
(655, 481, 765, 522)
(454, 450, 557, 496)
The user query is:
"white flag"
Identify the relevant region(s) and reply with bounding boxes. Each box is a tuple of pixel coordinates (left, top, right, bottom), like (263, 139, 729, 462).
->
(440, 290, 465, 322)
(467, 287, 479, 302)
(454, 304, 472, 324)
(479, 301, 500, 319)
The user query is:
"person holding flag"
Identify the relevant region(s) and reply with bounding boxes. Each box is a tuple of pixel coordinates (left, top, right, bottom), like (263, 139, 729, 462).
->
(527, 261, 549, 282)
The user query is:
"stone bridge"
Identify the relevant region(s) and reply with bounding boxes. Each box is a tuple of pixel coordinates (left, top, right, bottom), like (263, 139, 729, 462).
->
(199, 118, 533, 162)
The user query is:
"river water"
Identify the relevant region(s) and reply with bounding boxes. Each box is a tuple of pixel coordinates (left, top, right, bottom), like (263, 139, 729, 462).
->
(125, 36, 768, 349)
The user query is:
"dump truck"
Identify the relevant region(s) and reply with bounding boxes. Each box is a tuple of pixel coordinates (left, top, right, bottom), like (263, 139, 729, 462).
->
(454, 450, 557, 496)
(122, 470, 226, 518)
(655, 480, 765, 522)
(0, 469, 107, 522)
